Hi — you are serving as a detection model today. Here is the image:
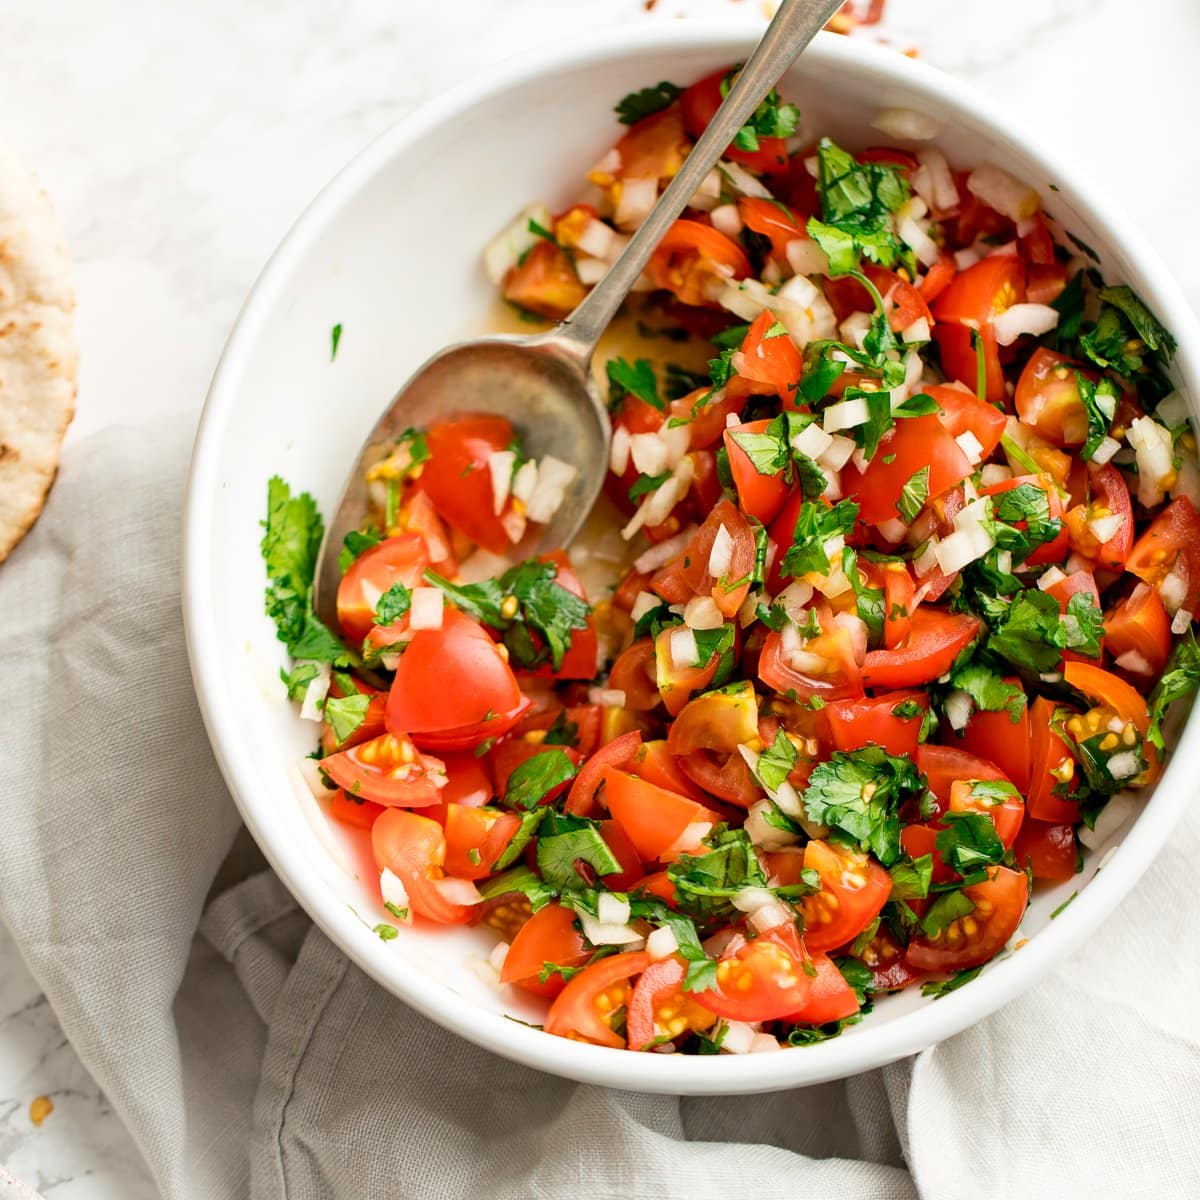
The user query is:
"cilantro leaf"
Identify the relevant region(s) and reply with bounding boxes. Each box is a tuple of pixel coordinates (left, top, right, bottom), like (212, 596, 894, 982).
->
(780, 499, 860, 578)
(537, 814, 621, 892)
(920, 965, 983, 998)
(667, 829, 773, 923)
(983, 588, 1102, 673)
(1097, 285, 1176, 361)
(542, 709, 579, 748)
(330, 323, 343, 361)
(629, 894, 717, 993)
(1147, 627, 1200, 752)
(476, 865, 556, 912)
(628, 471, 671, 502)
(337, 528, 382, 574)
(502, 748, 579, 811)
(1076, 373, 1119, 462)
(888, 854, 933, 901)
(920, 888, 975, 938)
(324, 691, 371, 745)
(606, 356, 663, 411)
(492, 808, 547, 871)
(614, 81, 681, 125)
(280, 662, 321, 702)
(757, 729, 799, 792)
(947, 661, 1026, 723)
(935, 811, 1005, 876)
(897, 465, 930, 523)
(375, 581, 412, 626)
(710, 322, 750, 350)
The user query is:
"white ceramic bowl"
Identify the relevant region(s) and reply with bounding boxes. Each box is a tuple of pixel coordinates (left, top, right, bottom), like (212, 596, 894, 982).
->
(183, 24, 1200, 1094)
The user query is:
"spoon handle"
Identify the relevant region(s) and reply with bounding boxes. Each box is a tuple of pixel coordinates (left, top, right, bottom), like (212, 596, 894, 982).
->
(546, 0, 845, 361)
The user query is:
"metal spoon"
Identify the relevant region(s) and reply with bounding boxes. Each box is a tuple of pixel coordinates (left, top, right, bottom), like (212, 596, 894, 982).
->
(314, 0, 844, 628)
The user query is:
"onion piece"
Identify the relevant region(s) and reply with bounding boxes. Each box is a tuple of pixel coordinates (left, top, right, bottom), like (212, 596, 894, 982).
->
(684, 595, 724, 630)
(487, 450, 515, 514)
(380, 868, 411, 915)
(615, 176, 657, 230)
(1089, 436, 1121, 466)
(670, 626, 699, 669)
(785, 237, 829, 277)
(299, 662, 332, 722)
(431, 877, 482, 906)
(944, 690, 973, 731)
(483, 202, 552, 283)
(966, 163, 1041, 222)
(915, 147, 959, 211)
(1127, 417, 1175, 506)
(708, 524, 734, 578)
(646, 926, 680, 961)
(1172, 608, 1194, 635)
(822, 396, 871, 433)
(1078, 792, 1140, 850)
(409, 587, 444, 631)
(955, 430, 985, 466)
(992, 303, 1060, 346)
(717, 160, 773, 199)
(872, 106, 942, 141)
(710, 204, 743, 237)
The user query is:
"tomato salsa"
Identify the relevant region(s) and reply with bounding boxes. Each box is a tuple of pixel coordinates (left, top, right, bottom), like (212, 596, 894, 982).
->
(263, 70, 1199, 1054)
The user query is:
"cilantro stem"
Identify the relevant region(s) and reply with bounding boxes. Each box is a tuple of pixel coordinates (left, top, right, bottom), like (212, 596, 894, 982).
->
(384, 478, 400, 531)
(972, 327, 987, 400)
(1000, 434, 1041, 476)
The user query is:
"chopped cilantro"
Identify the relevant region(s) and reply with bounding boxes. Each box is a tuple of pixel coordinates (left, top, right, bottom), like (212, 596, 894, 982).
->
(280, 662, 321, 702)
(888, 854, 933, 901)
(477, 865, 556, 912)
(1076, 373, 1120, 462)
(897, 466, 930, 523)
(375, 581, 412, 626)
(1049, 891, 1078, 919)
(756, 729, 799, 792)
(330, 323, 343, 361)
(629, 895, 717, 992)
(502, 748, 579, 811)
(373, 923, 398, 942)
(383, 901, 409, 922)
(614, 81, 681, 125)
(324, 690, 371, 745)
(1147, 627, 1200, 752)
(628, 471, 671, 502)
(492, 808, 547, 871)
(543, 709, 579, 748)
(935, 811, 1005, 876)
(983, 588, 1103, 673)
(781, 499, 860, 578)
(947, 661, 1026, 723)
(920, 888, 975, 938)
(920, 965, 982, 998)
(1097, 285, 1176, 361)
(337, 528, 382, 574)
(537, 814, 621, 892)
(606, 356, 663, 411)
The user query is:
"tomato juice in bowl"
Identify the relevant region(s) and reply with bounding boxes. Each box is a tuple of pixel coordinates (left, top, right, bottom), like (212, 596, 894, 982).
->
(184, 27, 1200, 1093)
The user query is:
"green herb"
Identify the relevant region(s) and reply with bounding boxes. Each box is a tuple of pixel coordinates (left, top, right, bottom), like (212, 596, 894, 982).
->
(1050, 890, 1079, 919)
(780, 499, 860, 578)
(1076, 373, 1120, 462)
(920, 965, 982, 998)
(373, 923, 398, 942)
(1050, 271, 1086, 347)
(337, 528, 382, 574)
(537, 961, 585, 986)
(888, 854, 933, 901)
(383, 901, 409, 921)
(324, 691, 371, 744)
(502, 749, 579, 811)
(1147, 627, 1200, 752)
(629, 895, 718, 992)
(801, 746, 925, 866)
(710, 322, 750, 351)
(628, 471, 671, 501)
(935, 811, 1005, 876)
(492, 808, 548, 871)
(330, 323, 343, 361)
(280, 662, 321, 701)
(786, 1014, 864, 1044)
(1096, 285, 1176, 361)
(606, 356, 663, 411)
(374, 581, 412, 626)
(897, 466, 930, 523)
(538, 814, 622, 891)
(947, 661, 1026, 722)
(477, 865, 556, 912)
(614, 80, 681, 125)
(892, 698, 922, 721)
(842, 548, 885, 649)
(527, 217, 555, 243)
(983, 588, 1103, 673)
(756, 729, 799, 792)
(543, 709, 579, 748)
(1000, 433, 1041, 476)
(717, 66, 801, 154)
(973, 328, 987, 401)
(920, 889, 975, 938)
(668, 829, 774, 923)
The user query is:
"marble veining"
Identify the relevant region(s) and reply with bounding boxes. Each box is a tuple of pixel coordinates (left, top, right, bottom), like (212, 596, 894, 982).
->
(1, 0, 1197, 1194)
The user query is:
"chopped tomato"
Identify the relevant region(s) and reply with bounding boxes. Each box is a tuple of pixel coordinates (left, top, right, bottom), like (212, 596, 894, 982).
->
(680, 499, 758, 617)
(530, 553, 599, 680)
(951, 688, 1031, 793)
(544, 950, 651, 1048)
(647, 219, 750, 308)
(627, 956, 718, 1050)
(600, 819, 646, 890)
(737, 197, 803, 259)
(417, 416, 519, 555)
(862, 559, 916, 650)
(324, 789, 385, 831)
(905, 866, 1028, 972)
(653, 624, 728, 718)
(782, 954, 862, 1026)
(759, 614, 865, 702)
(1063, 660, 1150, 733)
(500, 903, 590, 999)
(322, 733, 446, 808)
(916, 743, 1010, 817)
(978, 473, 1068, 567)
(320, 675, 388, 755)
(862, 609, 981, 690)
(1012, 819, 1078, 883)
(1106, 584, 1171, 677)
(860, 925, 924, 993)
(1026, 697, 1082, 824)
(696, 924, 814, 1022)
(801, 839, 892, 954)
(608, 640, 661, 712)
(824, 691, 928, 757)
(443, 805, 521, 880)
(1015, 348, 1093, 446)
(948, 777, 1024, 849)
(1061, 464, 1134, 570)
(1126, 497, 1200, 616)
(668, 682, 762, 805)
(918, 258, 957, 305)
(503, 238, 586, 320)
(609, 106, 690, 182)
(627, 739, 709, 803)
(371, 809, 476, 924)
(680, 68, 789, 172)
(731, 309, 803, 403)
(926, 383, 1007, 460)
(724, 419, 791, 525)
(604, 767, 710, 861)
(336, 534, 429, 645)
(563, 730, 642, 817)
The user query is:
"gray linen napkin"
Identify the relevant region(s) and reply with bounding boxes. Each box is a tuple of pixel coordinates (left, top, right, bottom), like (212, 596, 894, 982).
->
(1, 420, 1198, 1199)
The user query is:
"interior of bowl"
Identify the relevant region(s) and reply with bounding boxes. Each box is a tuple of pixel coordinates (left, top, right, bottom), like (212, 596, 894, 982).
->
(183, 26, 1200, 1093)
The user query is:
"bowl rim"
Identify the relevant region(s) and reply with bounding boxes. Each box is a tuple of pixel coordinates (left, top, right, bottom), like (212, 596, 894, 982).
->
(182, 22, 1200, 1094)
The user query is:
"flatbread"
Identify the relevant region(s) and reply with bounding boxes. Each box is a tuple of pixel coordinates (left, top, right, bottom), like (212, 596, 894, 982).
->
(0, 152, 76, 563)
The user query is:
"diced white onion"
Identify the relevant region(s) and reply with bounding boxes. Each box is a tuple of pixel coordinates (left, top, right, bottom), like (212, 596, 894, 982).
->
(839, 311, 873, 349)
(609, 425, 631, 476)
(1127, 417, 1175, 506)
(659, 821, 713, 860)
(871, 518, 904, 545)
(380, 868, 411, 913)
(934, 529, 983, 575)
(718, 160, 773, 198)
(792, 421, 833, 460)
(967, 163, 1040, 222)
(979, 463, 1012, 487)
(708, 523, 734, 578)
(1089, 436, 1121, 466)
(749, 1033, 782, 1053)
(819, 434, 857, 471)
(898, 211, 941, 267)
(1160, 568, 1188, 615)
(1037, 566, 1066, 591)
(743, 799, 800, 850)
(299, 662, 333, 722)
(992, 303, 1060, 346)
(630, 591, 661, 623)
(944, 690, 973, 731)
(409, 587, 444, 630)
(623, 455, 695, 539)
(431, 877, 482, 906)
(954, 246, 983, 271)
(1107, 752, 1140, 781)
(526, 456, 578, 524)
(511, 459, 539, 504)
(646, 926, 680, 961)
(1172, 608, 1194, 635)
(710, 204, 743, 237)
(833, 610, 869, 665)
(488, 941, 509, 973)
(597, 893, 631, 926)
(871, 106, 942, 141)
(823, 396, 871, 433)
(749, 902, 792, 933)
(955, 430, 985, 465)
(578, 910, 644, 946)
(615, 176, 658, 230)
(670, 626, 699, 669)
(915, 147, 959, 211)
(1155, 392, 1190, 427)
(684, 595, 725, 630)
(630, 431, 671, 477)
(1087, 513, 1125, 544)
(785, 237, 830, 277)
(902, 316, 931, 344)
(483, 203, 552, 283)
(689, 168, 723, 212)
(633, 523, 697, 573)
(717, 277, 775, 321)
(1078, 792, 1140, 850)
(486, 449, 516, 515)
(737, 589, 761, 628)
(1115, 650, 1154, 675)
(776, 580, 815, 620)
(296, 756, 330, 801)
(719, 1020, 761, 1055)
(913, 540, 941, 578)
(732, 886, 778, 913)
(574, 256, 607, 286)
(577, 217, 617, 260)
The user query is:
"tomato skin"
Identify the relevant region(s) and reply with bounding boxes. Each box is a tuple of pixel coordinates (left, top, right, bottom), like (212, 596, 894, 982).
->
(801, 839, 892, 953)
(916, 743, 1009, 816)
(862, 560, 915, 650)
(759, 619, 864, 702)
(627, 956, 717, 1050)
(860, 925, 924, 993)
(1015, 348, 1092, 446)
(1126, 497, 1200, 615)
(681, 499, 758, 618)
(443, 805, 521, 881)
(843, 415, 973, 526)
(336, 534, 430, 645)
(724, 419, 791, 525)
(425, 750, 492, 824)
(1026, 697, 1081, 824)
(604, 767, 708, 862)
(918, 258, 957, 305)
(371, 809, 475, 925)
(321, 676, 388, 755)
(951, 684, 1031, 793)
(782, 954, 861, 1026)
(387, 608, 522, 745)
(411, 696, 532, 754)
(1063, 660, 1149, 733)
(732, 310, 803, 403)
(417, 416, 517, 555)
(608, 640, 660, 712)
(563, 730, 642, 817)
(738, 196, 803, 258)
(1012, 819, 1078, 883)
(599, 819, 646, 890)
(653, 625, 726, 718)
(322, 733, 446, 808)
(861, 609, 981, 690)
(1062, 464, 1134, 570)
(647, 219, 750, 307)
(927, 383, 1006, 460)
(948, 778, 1024, 849)
(501, 903, 590, 998)
(325, 789, 385, 830)
(825, 691, 927, 757)
(680, 69, 789, 171)
(544, 951, 651, 1048)
(610, 105, 690, 182)
(696, 925, 814, 1022)
(503, 239, 585, 319)
(1106, 584, 1171, 677)
(627, 740, 709, 803)
(906, 866, 1028, 972)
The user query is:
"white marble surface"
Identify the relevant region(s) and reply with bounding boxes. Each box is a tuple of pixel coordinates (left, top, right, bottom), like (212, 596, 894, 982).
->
(2, 0, 1198, 1194)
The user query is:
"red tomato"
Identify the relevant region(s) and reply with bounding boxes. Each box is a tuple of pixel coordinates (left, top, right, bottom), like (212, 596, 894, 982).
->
(782, 954, 862, 1026)
(1062, 464, 1134, 570)
(647, 219, 751, 308)
(1063, 661, 1150, 733)
(933, 256, 1026, 403)
(1019, 213, 1056, 265)
(322, 733, 446, 808)
(320, 675, 388, 755)
(904, 866, 1028, 972)
(680, 499, 758, 617)
(627, 739, 709, 803)
(1012, 819, 1078, 883)
(529, 553, 599, 680)
(325, 789, 385, 831)
(563, 730, 643, 817)
(860, 925, 924, 993)
(1015, 348, 1092, 446)
(608, 640, 660, 712)
(610, 106, 690, 181)
(825, 691, 928, 757)
(426, 750, 493, 824)
(801, 839, 892, 953)
(724, 419, 791, 525)
(861, 609, 981, 690)
(599, 819, 646, 890)
(626, 956, 718, 1050)
(843, 415, 973, 526)
(667, 683, 762, 806)
(979, 473, 1068, 567)
(899, 822, 954, 885)
(952, 689, 1031, 793)
(861, 560, 916, 650)
(948, 778, 1024, 849)
(1106, 584, 1172, 677)
(1026, 262, 1069, 306)
(336, 534, 429, 645)
(1126, 497, 1200, 615)
(417, 416, 518, 554)
(443, 805, 520, 881)
(733, 309, 803, 403)
(918, 258, 957, 305)
(371, 809, 475, 924)
(758, 616, 864, 702)
(500, 903, 590, 999)
(916, 743, 1009, 816)
(667, 387, 738, 451)
(696, 924, 814, 1022)
(544, 951, 651, 1048)
(680, 68, 789, 172)
(387, 608, 523, 748)
(1026, 697, 1082, 824)
(653, 624, 729, 718)
(604, 768, 709, 862)
(927, 382, 1007, 460)
(503, 239, 586, 320)
(737, 196, 803, 258)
